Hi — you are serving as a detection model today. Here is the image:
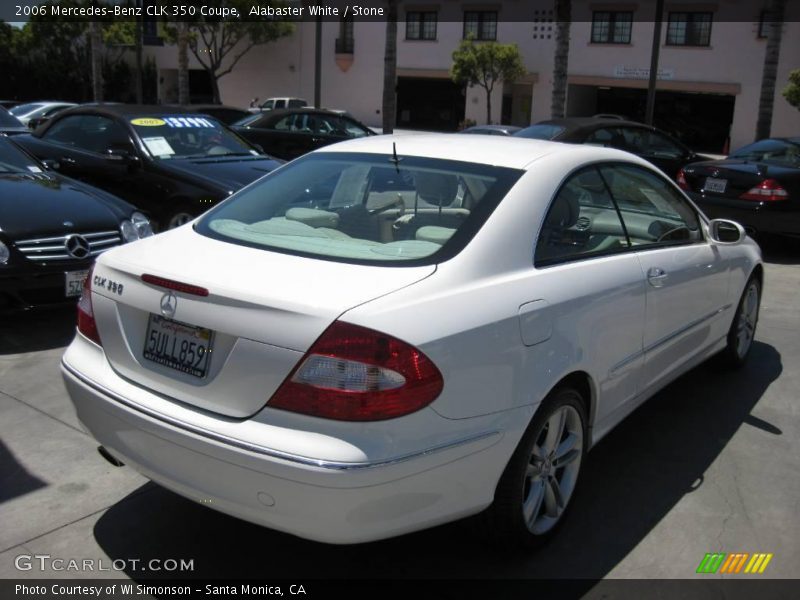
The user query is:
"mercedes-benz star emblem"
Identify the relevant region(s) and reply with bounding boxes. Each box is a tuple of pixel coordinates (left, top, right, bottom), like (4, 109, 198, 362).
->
(64, 234, 90, 259)
(160, 292, 177, 318)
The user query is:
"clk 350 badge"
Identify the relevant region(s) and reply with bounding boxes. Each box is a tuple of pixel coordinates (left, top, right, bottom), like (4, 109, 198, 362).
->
(93, 275, 124, 296)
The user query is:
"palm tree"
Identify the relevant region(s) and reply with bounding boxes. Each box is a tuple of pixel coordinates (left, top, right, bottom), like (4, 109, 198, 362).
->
(89, 20, 103, 102)
(755, 0, 787, 140)
(382, 0, 398, 133)
(177, 21, 190, 105)
(550, 0, 571, 118)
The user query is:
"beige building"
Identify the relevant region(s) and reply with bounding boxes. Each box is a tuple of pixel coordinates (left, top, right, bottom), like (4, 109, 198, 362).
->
(146, 0, 800, 152)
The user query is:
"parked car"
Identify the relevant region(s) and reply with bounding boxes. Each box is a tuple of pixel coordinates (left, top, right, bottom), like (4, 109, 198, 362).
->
(0, 100, 22, 110)
(247, 97, 308, 113)
(514, 117, 712, 179)
(459, 124, 523, 136)
(187, 104, 250, 126)
(679, 137, 800, 239)
(0, 135, 153, 311)
(9, 101, 77, 127)
(0, 106, 29, 135)
(232, 107, 376, 160)
(14, 105, 283, 230)
(61, 134, 762, 547)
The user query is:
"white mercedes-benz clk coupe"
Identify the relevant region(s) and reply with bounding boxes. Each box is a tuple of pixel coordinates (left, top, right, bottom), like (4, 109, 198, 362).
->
(61, 135, 762, 547)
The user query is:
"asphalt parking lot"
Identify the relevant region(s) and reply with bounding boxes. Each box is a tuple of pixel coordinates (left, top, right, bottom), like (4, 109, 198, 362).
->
(1, 240, 798, 586)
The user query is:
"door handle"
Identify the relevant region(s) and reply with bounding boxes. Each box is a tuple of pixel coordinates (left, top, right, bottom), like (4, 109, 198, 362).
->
(647, 267, 668, 287)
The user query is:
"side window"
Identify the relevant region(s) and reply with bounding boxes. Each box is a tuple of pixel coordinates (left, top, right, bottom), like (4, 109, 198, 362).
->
(273, 115, 293, 130)
(599, 164, 703, 246)
(535, 167, 631, 266)
(262, 100, 274, 110)
(43, 115, 131, 154)
(585, 127, 629, 151)
(42, 115, 85, 145)
(622, 128, 684, 159)
(275, 100, 286, 109)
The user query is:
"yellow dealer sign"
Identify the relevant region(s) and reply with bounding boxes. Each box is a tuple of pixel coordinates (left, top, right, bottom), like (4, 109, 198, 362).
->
(130, 118, 166, 127)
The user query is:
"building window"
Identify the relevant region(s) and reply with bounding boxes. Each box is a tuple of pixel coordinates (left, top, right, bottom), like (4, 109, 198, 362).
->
(336, 19, 354, 54)
(666, 12, 713, 46)
(591, 11, 633, 43)
(463, 11, 497, 41)
(406, 11, 437, 40)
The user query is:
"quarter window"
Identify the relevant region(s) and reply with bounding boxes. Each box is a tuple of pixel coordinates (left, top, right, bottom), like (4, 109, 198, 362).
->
(591, 11, 633, 44)
(598, 165, 703, 246)
(463, 11, 497, 41)
(666, 12, 713, 46)
(535, 167, 630, 266)
(406, 11, 437, 40)
(619, 128, 686, 160)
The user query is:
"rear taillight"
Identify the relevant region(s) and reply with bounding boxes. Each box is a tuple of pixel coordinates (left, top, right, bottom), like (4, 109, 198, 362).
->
(268, 321, 443, 421)
(739, 179, 789, 202)
(676, 168, 690, 190)
(77, 266, 101, 346)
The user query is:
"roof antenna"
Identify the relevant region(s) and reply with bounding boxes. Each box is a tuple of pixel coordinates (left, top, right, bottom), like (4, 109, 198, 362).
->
(389, 141, 402, 172)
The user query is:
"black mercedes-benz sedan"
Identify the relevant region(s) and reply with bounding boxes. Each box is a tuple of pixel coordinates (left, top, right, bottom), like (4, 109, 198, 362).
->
(678, 137, 800, 239)
(14, 105, 284, 230)
(232, 107, 376, 161)
(0, 135, 153, 311)
(513, 117, 711, 180)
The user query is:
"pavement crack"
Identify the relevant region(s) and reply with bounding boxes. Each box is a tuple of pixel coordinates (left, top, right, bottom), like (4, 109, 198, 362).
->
(0, 389, 87, 437)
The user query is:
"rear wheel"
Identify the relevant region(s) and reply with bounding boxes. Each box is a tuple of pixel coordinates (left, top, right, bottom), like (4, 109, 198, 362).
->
(161, 206, 196, 231)
(718, 276, 761, 369)
(484, 386, 587, 548)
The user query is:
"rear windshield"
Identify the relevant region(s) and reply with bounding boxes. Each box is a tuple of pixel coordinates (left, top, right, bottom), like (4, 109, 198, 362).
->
(9, 103, 43, 116)
(514, 124, 565, 140)
(728, 139, 800, 168)
(0, 107, 23, 127)
(196, 152, 522, 266)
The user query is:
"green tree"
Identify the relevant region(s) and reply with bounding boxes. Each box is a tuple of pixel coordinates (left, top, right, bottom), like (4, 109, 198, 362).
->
(782, 69, 800, 110)
(451, 38, 526, 125)
(164, 1, 293, 103)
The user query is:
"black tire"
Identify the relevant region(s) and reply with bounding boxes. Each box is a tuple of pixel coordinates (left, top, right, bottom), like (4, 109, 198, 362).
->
(483, 386, 587, 549)
(717, 276, 761, 369)
(160, 205, 197, 231)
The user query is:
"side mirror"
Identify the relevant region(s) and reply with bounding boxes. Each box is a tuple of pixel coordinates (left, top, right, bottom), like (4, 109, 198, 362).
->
(41, 158, 60, 170)
(708, 219, 745, 244)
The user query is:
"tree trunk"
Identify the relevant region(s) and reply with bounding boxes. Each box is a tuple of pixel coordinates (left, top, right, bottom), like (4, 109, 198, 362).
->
(177, 21, 190, 105)
(210, 71, 221, 104)
(550, 0, 571, 119)
(382, 0, 398, 133)
(486, 90, 492, 124)
(755, 0, 787, 141)
(135, 13, 143, 104)
(89, 21, 103, 103)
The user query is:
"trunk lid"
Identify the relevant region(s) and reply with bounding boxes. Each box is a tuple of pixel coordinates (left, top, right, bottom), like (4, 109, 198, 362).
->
(91, 225, 435, 418)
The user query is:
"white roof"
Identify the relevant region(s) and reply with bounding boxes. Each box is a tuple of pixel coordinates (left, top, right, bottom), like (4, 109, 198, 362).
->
(316, 133, 639, 171)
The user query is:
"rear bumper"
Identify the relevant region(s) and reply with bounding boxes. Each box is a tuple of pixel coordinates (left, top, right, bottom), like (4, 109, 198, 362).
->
(692, 194, 800, 237)
(61, 347, 520, 544)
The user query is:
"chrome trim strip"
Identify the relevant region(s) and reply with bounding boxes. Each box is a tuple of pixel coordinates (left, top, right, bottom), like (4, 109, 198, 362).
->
(17, 231, 119, 244)
(609, 304, 732, 376)
(62, 361, 500, 471)
(642, 304, 732, 355)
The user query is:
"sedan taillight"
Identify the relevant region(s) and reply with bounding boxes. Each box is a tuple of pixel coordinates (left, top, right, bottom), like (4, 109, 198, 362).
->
(77, 266, 102, 346)
(268, 321, 443, 421)
(739, 179, 789, 202)
(676, 168, 690, 191)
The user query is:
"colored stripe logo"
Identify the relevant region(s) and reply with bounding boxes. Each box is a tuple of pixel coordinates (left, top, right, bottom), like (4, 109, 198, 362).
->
(697, 553, 773, 574)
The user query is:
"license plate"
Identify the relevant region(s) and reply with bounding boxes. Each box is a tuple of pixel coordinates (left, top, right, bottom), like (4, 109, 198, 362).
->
(142, 315, 213, 378)
(65, 269, 89, 297)
(703, 177, 727, 193)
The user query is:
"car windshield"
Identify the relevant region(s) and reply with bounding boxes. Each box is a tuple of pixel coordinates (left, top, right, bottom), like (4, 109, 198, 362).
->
(196, 152, 522, 266)
(129, 115, 258, 159)
(0, 137, 44, 174)
(513, 124, 565, 140)
(0, 107, 24, 127)
(728, 139, 800, 168)
(9, 103, 44, 116)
